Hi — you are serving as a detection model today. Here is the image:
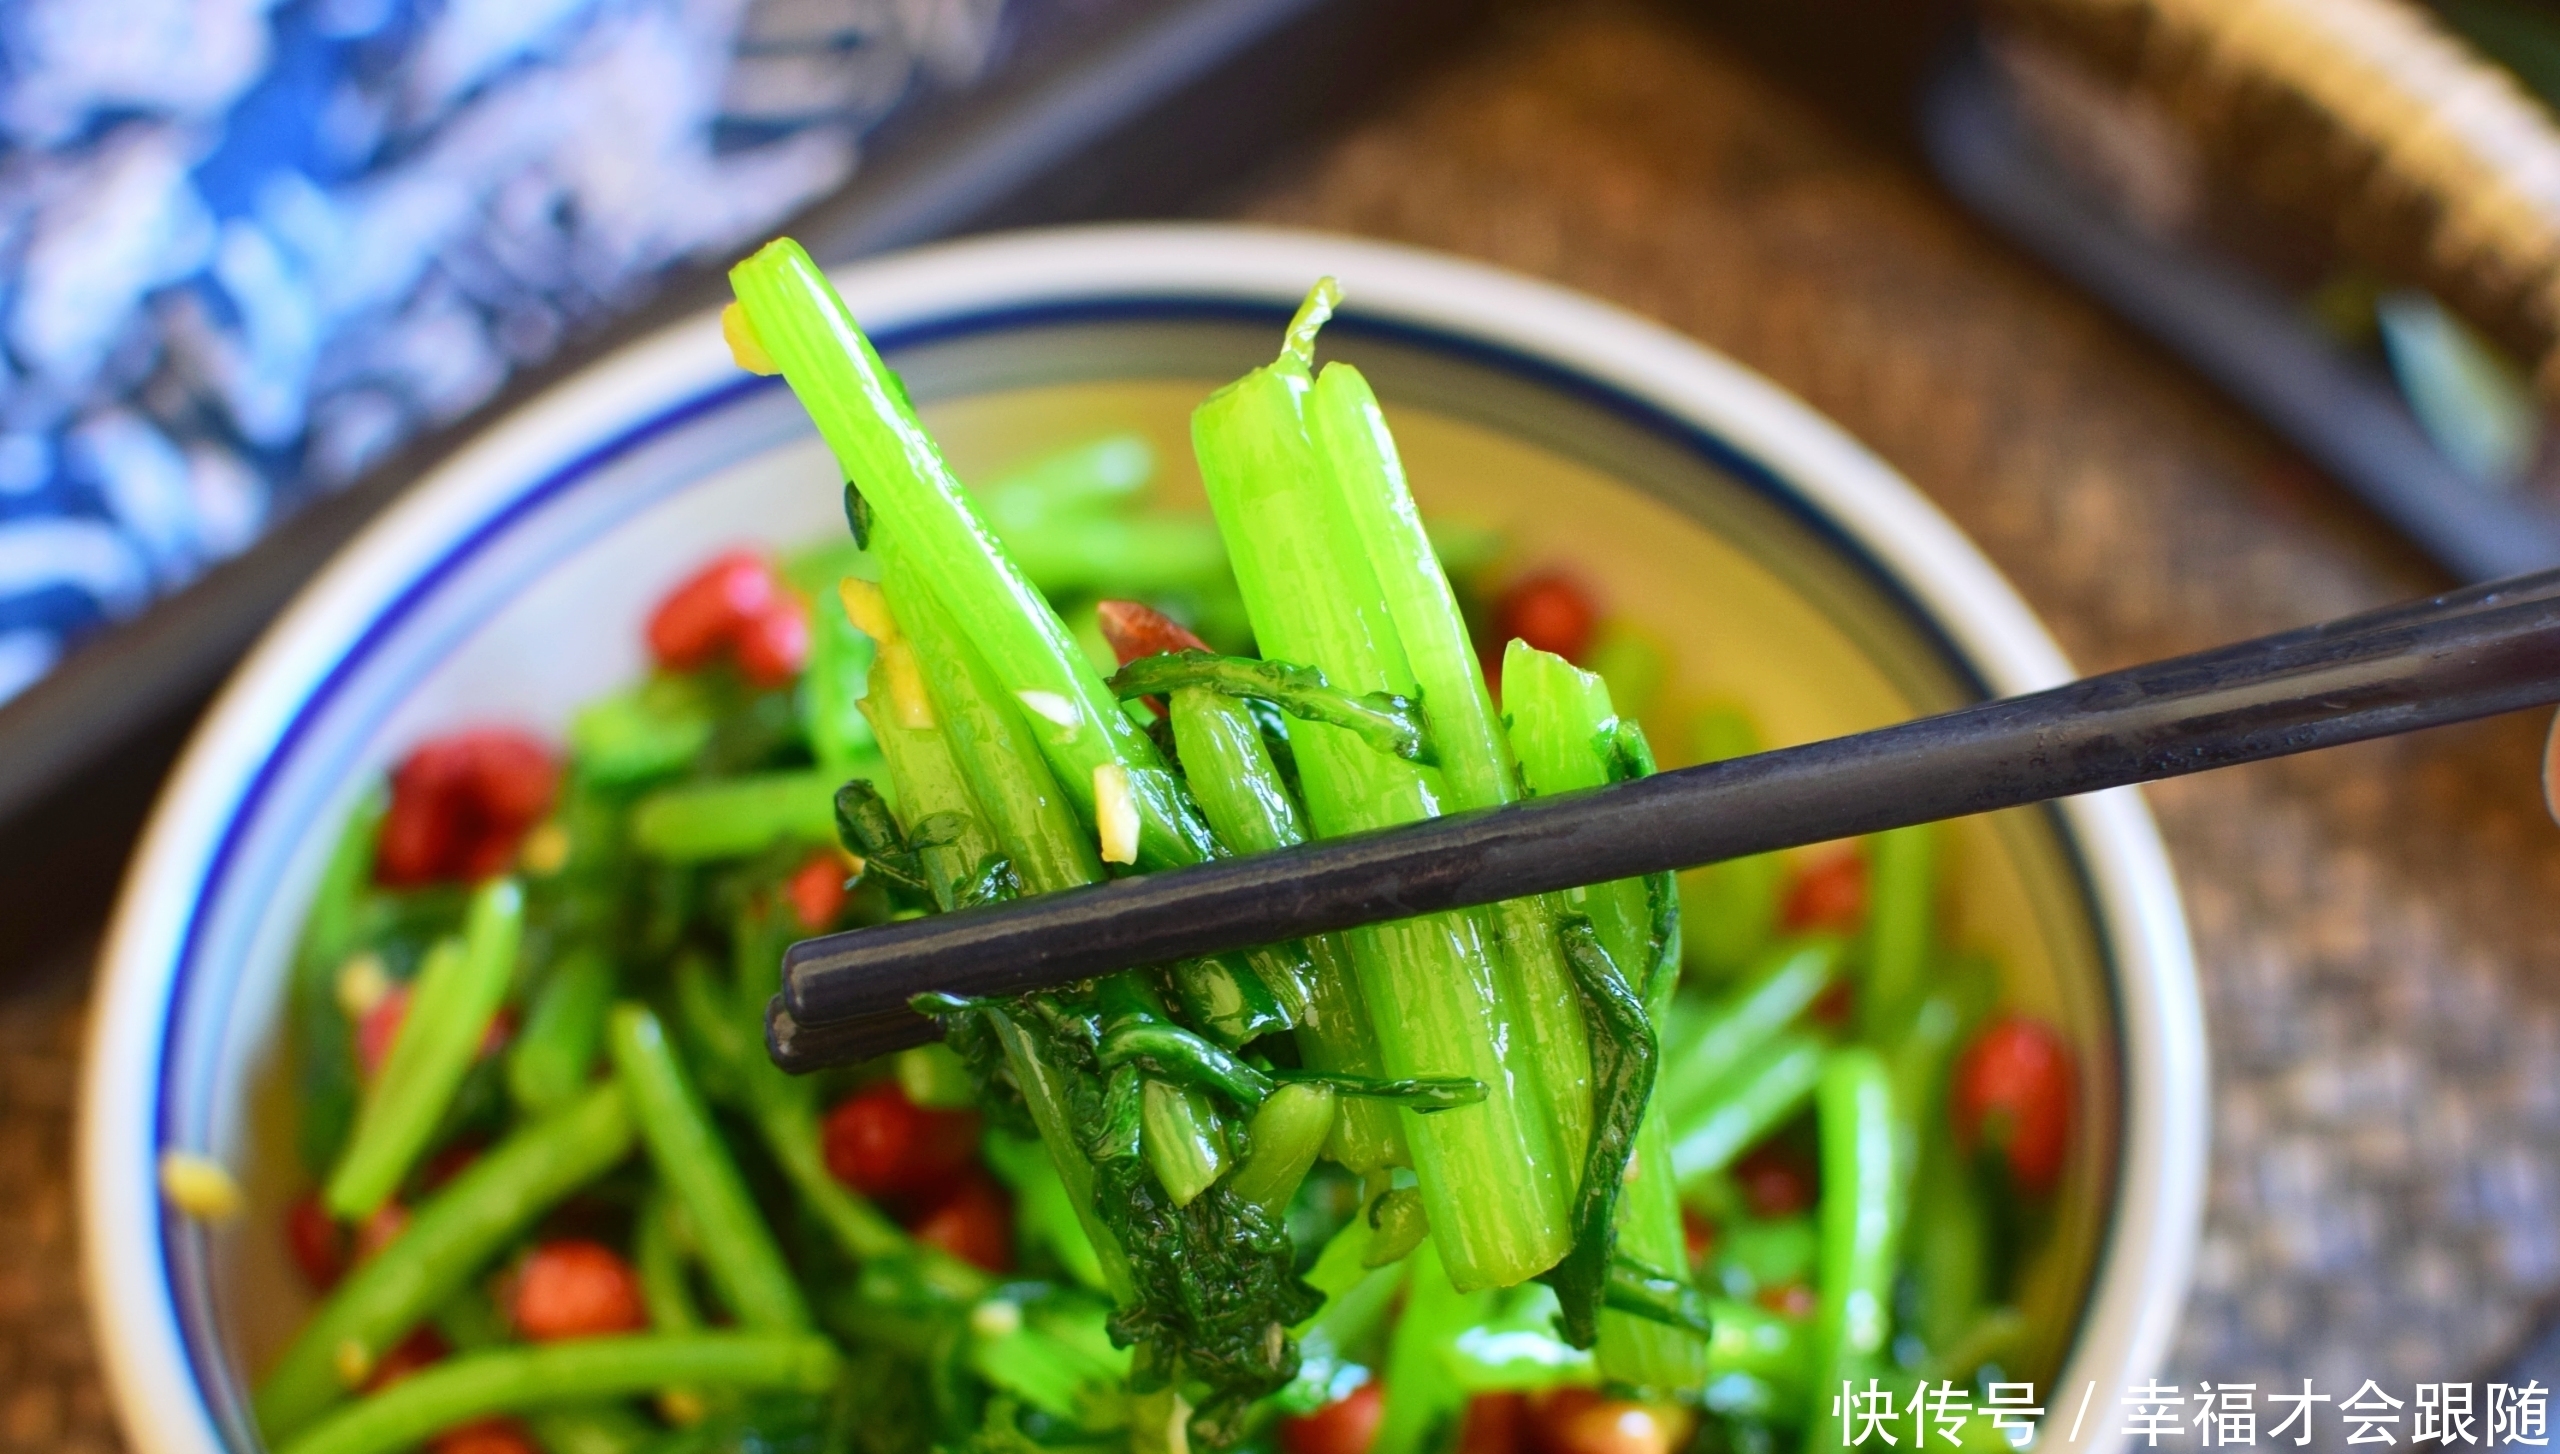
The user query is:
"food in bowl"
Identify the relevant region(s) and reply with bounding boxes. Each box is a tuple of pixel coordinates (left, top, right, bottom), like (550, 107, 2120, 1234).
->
(222, 239, 2083, 1454)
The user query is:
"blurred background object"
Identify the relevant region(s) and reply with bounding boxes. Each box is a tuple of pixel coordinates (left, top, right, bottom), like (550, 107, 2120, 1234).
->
(1932, 0, 2560, 580)
(0, 0, 1012, 701)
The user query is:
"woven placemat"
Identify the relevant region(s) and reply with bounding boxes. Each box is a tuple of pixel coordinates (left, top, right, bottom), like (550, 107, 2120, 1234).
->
(14, 3, 2560, 1446)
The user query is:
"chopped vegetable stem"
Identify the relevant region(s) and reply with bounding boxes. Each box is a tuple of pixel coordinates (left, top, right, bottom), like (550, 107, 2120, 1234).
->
(885, 537, 1106, 894)
(505, 946, 614, 1115)
(1229, 1083, 1335, 1215)
(1655, 937, 1840, 1127)
(635, 1192, 705, 1335)
(1370, 1238, 1487, 1454)
(325, 877, 523, 1219)
(1861, 824, 1936, 1041)
(1193, 333, 1568, 1292)
(1668, 1033, 1827, 1186)
(1806, 1049, 1901, 1453)
(606, 1004, 811, 1332)
(291, 791, 383, 1177)
(273, 1334, 842, 1454)
(728, 239, 1217, 869)
(801, 562, 882, 777)
(678, 946, 995, 1300)
(1307, 365, 1595, 1170)
(1502, 642, 1702, 1379)
(630, 770, 844, 861)
(988, 1007, 1140, 1302)
(1167, 686, 1403, 1172)
(1679, 704, 1782, 976)
(431, 1292, 657, 1454)
(255, 1083, 637, 1440)
(1140, 1078, 1231, 1208)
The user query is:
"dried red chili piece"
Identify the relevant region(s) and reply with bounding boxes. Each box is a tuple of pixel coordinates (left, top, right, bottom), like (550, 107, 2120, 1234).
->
(1494, 571, 1599, 664)
(507, 1239, 648, 1341)
(787, 852, 848, 931)
(1953, 1015, 2076, 1196)
(908, 1174, 1012, 1273)
(822, 1080, 981, 1202)
(376, 730, 558, 886)
(1282, 1382, 1386, 1454)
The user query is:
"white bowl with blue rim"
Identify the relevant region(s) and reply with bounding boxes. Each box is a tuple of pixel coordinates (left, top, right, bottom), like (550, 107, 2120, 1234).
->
(80, 225, 2207, 1453)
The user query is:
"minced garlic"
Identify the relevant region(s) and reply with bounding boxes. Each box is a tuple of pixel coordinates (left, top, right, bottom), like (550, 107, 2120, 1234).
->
(1094, 763, 1139, 865)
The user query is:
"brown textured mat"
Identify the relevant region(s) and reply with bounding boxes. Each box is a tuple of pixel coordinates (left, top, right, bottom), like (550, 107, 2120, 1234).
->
(18, 3, 2560, 1447)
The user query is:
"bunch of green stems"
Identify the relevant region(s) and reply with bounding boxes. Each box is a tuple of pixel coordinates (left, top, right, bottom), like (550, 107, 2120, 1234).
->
(726, 241, 1740, 1379)
(261, 811, 1010, 1453)
(1186, 283, 1597, 1296)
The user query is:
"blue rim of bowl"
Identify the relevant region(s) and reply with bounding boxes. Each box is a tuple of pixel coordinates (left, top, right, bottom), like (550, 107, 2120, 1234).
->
(153, 295, 2121, 1445)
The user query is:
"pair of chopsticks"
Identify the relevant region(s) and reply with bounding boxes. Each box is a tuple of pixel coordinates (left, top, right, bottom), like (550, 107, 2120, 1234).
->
(769, 566, 2560, 1071)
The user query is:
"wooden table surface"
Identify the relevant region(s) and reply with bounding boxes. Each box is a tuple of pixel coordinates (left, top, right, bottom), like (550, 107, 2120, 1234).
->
(15, 3, 2560, 1446)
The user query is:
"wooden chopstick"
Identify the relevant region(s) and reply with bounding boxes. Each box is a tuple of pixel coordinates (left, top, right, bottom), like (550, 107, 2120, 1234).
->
(767, 566, 2560, 1071)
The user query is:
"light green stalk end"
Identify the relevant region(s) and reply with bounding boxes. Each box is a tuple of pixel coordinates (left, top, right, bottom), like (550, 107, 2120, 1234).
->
(1140, 1079, 1230, 1208)
(1282, 278, 1342, 370)
(1228, 1082, 1336, 1215)
(728, 237, 1215, 870)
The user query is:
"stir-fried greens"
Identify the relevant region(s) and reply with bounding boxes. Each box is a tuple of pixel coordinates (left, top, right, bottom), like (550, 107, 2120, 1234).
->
(225, 240, 2082, 1454)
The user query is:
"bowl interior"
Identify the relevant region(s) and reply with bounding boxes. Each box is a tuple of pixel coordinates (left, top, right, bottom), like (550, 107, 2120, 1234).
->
(160, 304, 2121, 1445)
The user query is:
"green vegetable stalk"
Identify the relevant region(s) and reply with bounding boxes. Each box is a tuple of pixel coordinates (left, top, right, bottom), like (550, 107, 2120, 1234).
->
(874, 539, 1165, 1296)
(1679, 705, 1783, 978)
(1502, 642, 1703, 1383)
(1307, 357, 1596, 1172)
(728, 239, 1217, 870)
(1370, 1239, 1492, 1454)
(1164, 685, 1402, 1172)
(606, 1004, 811, 1332)
(431, 1292, 657, 1454)
(794, 550, 882, 779)
(630, 770, 842, 862)
(1140, 1079, 1231, 1208)
(1860, 824, 1936, 1042)
(885, 537, 1104, 894)
(1655, 938, 1839, 1127)
(257, 1083, 637, 1441)
(836, 581, 1001, 912)
(674, 942, 994, 1303)
(274, 1335, 842, 1454)
(505, 946, 614, 1115)
(1668, 1034, 1826, 1186)
(1804, 1049, 1901, 1453)
(1192, 284, 1571, 1292)
(1230, 1083, 1336, 1215)
(291, 791, 381, 1175)
(325, 877, 523, 1219)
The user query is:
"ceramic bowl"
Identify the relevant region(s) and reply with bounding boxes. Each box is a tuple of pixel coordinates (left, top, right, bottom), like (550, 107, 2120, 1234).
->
(79, 225, 2206, 1453)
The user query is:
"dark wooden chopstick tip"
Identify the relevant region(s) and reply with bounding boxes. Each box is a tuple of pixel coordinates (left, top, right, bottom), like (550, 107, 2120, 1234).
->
(766, 997, 938, 1072)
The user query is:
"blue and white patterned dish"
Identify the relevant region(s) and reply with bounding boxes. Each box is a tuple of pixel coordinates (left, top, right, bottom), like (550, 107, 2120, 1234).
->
(0, 0, 1030, 703)
(78, 225, 2207, 1453)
